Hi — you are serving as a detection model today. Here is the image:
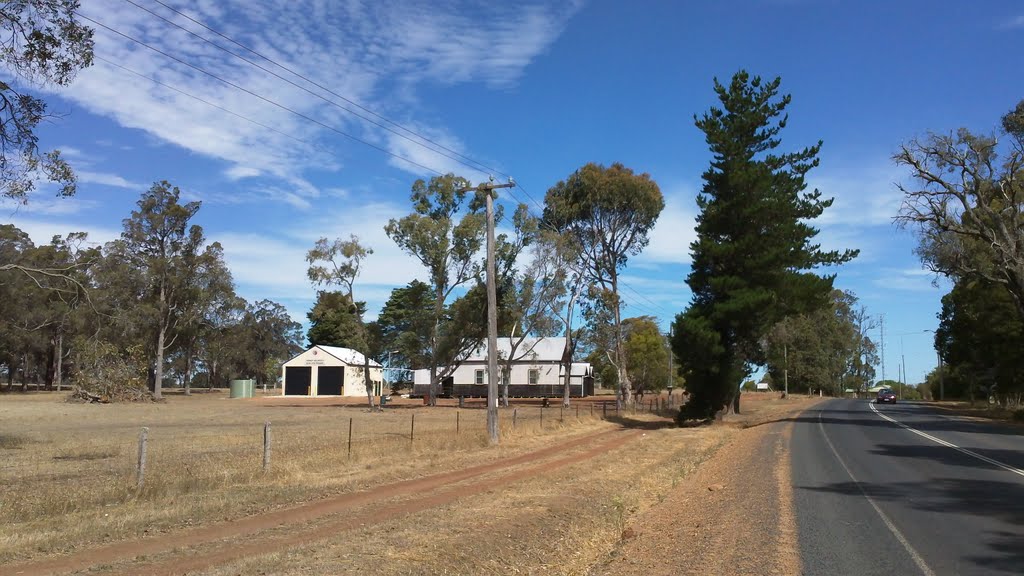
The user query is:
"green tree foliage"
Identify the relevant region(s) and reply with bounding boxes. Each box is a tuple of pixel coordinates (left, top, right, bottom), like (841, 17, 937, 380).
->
(0, 0, 93, 202)
(236, 299, 303, 388)
(674, 71, 857, 420)
(375, 280, 436, 374)
(935, 279, 1024, 404)
(169, 240, 234, 395)
(117, 181, 207, 399)
(763, 290, 876, 396)
(896, 99, 1024, 317)
(622, 317, 669, 397)
(544, 162, 664, 405)
(0, 219, 299, 398)
(306, 290, 366, 348)
(385, 173, 487, 404)
(493, 206, 567, 406)
(0, 225, 96, 391)
(306, 235, 372, 296)
(305, 234, 378, 407)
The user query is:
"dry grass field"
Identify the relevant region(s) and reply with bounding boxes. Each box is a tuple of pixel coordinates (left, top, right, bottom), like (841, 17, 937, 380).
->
(0, 390, 819, 574)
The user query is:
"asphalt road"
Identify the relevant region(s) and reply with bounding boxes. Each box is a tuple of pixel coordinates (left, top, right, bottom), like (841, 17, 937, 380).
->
(791, 398, 1024, 575)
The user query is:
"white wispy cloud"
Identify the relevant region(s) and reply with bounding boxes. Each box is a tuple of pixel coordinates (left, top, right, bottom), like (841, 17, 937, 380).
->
(6, 217, 120, 247)
(999, 14, 1024, 29)
(634, 183, 699, 266)
(56, 0, 580, 207)
(77, 170, 142, 189)
(212, 197, 431, 316)
(811, 163, 905, 228)
(872, 267, 948, 292)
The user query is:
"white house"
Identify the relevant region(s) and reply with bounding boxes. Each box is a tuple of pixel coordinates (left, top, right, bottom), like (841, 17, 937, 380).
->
(280, 346, 383, 397)
(412, 337, 593, 398)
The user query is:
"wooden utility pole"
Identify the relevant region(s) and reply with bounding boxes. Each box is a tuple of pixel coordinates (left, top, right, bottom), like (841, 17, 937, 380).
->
(461, 177, 515, 445)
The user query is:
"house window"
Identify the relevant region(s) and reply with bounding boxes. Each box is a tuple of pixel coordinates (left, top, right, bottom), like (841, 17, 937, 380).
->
(475, 369, 485, 385)
(528, 369, 539, 385)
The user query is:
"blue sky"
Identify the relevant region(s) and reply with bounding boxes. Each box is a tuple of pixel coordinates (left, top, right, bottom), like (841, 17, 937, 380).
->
(5, 0, 1024, 384)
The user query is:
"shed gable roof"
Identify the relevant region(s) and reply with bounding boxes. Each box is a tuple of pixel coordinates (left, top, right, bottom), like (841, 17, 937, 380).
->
(313, 346, 382, 367)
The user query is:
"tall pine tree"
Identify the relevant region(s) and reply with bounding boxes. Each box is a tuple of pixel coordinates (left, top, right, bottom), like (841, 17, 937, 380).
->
(674, 71, 857, 420)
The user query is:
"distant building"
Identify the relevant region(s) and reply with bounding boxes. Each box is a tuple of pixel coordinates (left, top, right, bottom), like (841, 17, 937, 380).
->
(280, 346, 383, 397)
(413, 337, 593, 398)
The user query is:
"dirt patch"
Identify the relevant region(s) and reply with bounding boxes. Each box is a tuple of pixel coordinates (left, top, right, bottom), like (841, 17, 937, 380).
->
(593, 420, 802, 576)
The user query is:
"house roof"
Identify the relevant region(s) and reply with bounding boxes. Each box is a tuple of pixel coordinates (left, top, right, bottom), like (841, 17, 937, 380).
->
(316, 346, 383, 368)
(464, 337, 568, 363)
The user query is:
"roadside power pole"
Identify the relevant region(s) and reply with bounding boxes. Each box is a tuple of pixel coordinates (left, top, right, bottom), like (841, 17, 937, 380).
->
(461, 177, 516, 445)
(783, 342, 789, 398)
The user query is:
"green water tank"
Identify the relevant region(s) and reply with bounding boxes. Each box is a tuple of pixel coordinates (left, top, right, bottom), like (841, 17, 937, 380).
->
(229, 379, 255, 398)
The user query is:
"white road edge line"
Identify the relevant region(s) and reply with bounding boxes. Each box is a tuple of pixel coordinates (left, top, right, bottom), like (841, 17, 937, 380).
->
(817, 410, 937, 576)
(868, 402, 1024, 479)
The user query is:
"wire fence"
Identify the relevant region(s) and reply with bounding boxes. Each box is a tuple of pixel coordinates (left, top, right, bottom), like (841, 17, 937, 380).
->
(0, 399, 681, 525)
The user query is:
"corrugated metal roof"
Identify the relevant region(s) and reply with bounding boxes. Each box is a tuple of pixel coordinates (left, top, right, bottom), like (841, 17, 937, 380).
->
(317, 346, 383, 367)
(464, 337, 568, 363)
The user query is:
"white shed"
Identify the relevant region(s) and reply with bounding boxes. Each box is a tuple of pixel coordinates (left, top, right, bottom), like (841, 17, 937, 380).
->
(280, 346, 383, 397)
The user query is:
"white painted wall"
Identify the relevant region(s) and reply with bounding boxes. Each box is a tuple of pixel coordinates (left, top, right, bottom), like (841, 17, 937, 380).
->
(453, 362, 560, 385)
(281, 347, 384, 397)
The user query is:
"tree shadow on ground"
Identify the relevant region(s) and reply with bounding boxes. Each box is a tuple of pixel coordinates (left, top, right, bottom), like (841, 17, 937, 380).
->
(799, 476, 1024, 573)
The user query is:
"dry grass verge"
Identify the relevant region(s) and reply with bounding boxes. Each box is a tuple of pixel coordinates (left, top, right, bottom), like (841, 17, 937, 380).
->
(0, 392, 608, 565)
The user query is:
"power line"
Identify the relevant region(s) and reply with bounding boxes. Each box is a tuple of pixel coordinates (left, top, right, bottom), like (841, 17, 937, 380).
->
(84, 11, 673, 320)
(128, 0, 553, 216)
(125, 0, 500, 179)
(76, 11, 444, 177)
(93, 56, 329, 155)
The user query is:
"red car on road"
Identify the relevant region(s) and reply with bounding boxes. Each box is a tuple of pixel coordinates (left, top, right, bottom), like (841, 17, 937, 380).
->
(876, 388, 897, 404)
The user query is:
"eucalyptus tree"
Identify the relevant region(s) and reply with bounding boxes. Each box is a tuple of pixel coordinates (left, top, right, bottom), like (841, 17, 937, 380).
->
(306, 234, 378, 407)
(896, 100, 1024, 318)
(385, 173, 487, 405)
(544, 162, 664, 406)
(119, 181, 207, 399)
(0, 0, 93, 203)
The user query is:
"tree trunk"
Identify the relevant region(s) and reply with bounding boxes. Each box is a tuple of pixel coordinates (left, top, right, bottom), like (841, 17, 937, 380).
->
(561, 335, 572, 408)
(21, 352, 29, 392)
(55, 330, 64, 392)
(429, 303, 442, 406)
(183, 344, 193, 396)
(45, 336, 55, 391)
(154, 326, 166, 399)
(611, 272, 631, 406)
(501, 364, 510, 408)
(154, 279, 167, 400)
(363, 354, 376, 411)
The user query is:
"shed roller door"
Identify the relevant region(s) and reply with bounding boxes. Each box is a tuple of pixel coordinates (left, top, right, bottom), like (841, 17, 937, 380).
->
(317, 366, 343, 396)
(285, 367, 311, 395)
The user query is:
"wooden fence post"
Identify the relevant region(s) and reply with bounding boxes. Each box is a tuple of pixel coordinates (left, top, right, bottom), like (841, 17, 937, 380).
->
(136, 427, 148, 490)
(560, 406, 563, 422)
(347, 417, 353, 459)
(513, 408, 517, 428)
(456, 411, 460, 435)
(263, 421, 272, 472)
(576, 405, 579, 419)
(410, 413, 415, 443)
(540, 406, 544, 429)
